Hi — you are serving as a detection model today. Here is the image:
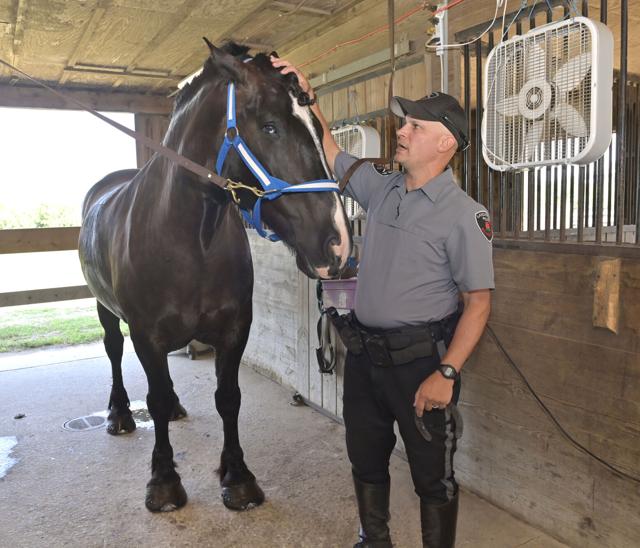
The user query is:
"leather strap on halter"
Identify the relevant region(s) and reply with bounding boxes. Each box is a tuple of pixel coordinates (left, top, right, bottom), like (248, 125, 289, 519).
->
(338, 0, 397, 193)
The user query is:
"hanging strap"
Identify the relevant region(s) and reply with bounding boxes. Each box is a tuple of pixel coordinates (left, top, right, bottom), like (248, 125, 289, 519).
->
(338, 0, 397, 193)
(0, 56, 228, 187)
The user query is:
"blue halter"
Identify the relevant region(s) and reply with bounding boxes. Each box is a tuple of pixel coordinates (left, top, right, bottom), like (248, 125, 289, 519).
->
(216, 82, 340, 242)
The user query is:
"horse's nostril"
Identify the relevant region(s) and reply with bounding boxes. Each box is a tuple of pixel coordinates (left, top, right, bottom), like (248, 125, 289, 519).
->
(326, 236, 340, 253)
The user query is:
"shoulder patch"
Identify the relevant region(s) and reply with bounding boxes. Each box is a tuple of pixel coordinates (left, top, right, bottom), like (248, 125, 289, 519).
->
(475, 210, 493, 241)
(373, 163, 393, 176)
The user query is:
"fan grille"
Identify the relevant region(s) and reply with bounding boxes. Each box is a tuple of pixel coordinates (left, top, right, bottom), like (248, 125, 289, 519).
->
(485, 19, 593, 168)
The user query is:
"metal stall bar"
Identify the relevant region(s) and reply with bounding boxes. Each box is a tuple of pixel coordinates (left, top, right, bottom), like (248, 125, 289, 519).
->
(615, 0, 628, 244)
(475, 39, 483, 205)
(487, 32, 495, 223)
(463, 44, 471, 194)
(593, 0, 608, 243)
(636, 83, 640, 244)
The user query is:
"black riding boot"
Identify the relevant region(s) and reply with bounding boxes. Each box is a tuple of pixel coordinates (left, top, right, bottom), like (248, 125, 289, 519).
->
(420, 494, 459, 548)
(352, 475, 393, 548)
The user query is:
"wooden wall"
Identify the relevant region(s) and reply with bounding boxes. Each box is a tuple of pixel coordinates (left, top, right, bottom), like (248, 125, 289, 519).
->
(458, 247, 640, 548)
(242, 232, 347, 418)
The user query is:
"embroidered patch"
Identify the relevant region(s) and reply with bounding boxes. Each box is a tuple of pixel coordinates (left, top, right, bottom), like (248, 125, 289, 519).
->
(475, 210, 493, 241)
(373, 163, 393, 176)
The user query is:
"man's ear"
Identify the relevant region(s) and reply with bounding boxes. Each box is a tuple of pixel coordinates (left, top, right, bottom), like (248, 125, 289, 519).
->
(439, 133, 457, 153)
(202, 37, 247, 84)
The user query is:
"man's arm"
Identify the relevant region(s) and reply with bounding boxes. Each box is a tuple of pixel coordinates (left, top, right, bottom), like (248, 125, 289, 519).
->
(271, 56, 340, 173)
(414, 289, 491, 417)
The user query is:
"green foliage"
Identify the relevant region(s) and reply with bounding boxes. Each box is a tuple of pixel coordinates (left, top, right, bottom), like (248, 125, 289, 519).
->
(0, 303, 129, 353)
(0, 203, 80, 229)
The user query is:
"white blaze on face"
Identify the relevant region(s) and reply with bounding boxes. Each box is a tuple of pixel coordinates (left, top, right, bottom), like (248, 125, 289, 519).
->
(290, 93, 351, 275)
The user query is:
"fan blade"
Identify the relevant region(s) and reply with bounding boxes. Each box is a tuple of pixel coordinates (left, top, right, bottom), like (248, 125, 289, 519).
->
(496, 95, 520, 117)
(553, 103, 588, 137)
(525, 121, 545, 160)
(554, 52, 591, 94)
(525, 43, 546, 81)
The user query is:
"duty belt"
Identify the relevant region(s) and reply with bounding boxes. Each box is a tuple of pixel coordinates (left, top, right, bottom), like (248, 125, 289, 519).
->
(327, 308, 460, 368)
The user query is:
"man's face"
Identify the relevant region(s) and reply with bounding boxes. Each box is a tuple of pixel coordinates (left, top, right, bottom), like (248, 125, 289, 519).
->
(394, 115, 455, 168)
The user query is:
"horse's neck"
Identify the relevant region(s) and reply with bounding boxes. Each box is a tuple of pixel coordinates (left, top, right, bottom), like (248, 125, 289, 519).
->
(138, 89, 226, 221)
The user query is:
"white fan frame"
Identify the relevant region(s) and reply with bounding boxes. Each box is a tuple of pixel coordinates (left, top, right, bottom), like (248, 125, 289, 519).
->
(482, 16, 614, 171)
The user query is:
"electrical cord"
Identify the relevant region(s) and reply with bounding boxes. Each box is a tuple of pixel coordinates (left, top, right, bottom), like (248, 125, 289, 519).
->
(299, 1, 469, 69)
(486, 323, 640, 484)
(426, 0, 503, 50)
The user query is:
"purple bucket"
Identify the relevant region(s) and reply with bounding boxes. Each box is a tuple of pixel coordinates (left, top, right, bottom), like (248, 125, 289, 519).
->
(321, 278, 357, 310)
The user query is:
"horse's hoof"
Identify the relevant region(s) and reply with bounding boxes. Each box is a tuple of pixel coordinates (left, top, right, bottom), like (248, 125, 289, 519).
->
(106, 411, 136, 435)
(169, 401, 188, 421)
(221, 480, 265, 511)
(145, 479, 188, 512)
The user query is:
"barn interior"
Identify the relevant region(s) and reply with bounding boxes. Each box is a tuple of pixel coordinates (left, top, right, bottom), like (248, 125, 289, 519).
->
(1, 1, 639, 547)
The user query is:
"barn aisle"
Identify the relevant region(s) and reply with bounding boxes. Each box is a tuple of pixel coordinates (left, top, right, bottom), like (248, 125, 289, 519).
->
(0, 347, 567, 548)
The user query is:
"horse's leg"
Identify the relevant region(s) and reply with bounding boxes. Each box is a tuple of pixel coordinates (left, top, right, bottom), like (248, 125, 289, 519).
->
(131, 332, 187, 512)
(215, 323, 265, 511)
(168, 375, 188, 421)
(97, 301, 136, 435)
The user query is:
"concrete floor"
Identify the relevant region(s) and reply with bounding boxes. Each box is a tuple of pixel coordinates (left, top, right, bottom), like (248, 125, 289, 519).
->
(0, 343, 569, 548)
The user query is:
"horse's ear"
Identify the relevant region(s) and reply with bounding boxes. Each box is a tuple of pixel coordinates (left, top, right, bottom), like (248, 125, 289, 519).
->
(203, 37, 216, 55)
(202, 37, 246, 83)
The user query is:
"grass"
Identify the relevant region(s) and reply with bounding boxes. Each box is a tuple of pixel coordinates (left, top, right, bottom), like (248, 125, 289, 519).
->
(0, 302, 129, 353)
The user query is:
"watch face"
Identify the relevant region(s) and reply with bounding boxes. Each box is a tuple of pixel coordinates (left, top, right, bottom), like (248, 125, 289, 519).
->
(440, 365, 457, 379)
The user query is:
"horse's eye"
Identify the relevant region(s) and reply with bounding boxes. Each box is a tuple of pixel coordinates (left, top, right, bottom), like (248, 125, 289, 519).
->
(262, 123, 278, 135)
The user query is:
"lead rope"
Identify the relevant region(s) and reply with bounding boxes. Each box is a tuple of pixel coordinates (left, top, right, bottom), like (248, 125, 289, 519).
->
(0, 56, 237, 189)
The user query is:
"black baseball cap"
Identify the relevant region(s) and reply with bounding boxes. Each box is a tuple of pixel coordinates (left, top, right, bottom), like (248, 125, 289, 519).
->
(390, 92, 469, 152)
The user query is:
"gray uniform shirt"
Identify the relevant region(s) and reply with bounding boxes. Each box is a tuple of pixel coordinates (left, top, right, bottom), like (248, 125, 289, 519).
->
(335, 151, 494, 329)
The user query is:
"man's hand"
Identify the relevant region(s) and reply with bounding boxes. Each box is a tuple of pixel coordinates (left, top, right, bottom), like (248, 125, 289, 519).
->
(270, 56, 314, 100)
(414, 371, 454, 417)
(270, 56, 341, 173)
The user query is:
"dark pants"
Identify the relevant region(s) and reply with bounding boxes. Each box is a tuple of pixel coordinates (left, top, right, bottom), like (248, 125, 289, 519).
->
(343, 347, 462, 505)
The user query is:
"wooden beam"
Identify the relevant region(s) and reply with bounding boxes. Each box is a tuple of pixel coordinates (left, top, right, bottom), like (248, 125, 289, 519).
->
(12, 0, 28, 65)
(113, 0, 203, 88)
(63, 64, 176, 80)
(0, 227, 80, 254)
(59, 2, 109, 85)
(592, 258, 621, 333)
(151, 0, 275, 92)
(0, 286, 92, 307)
(0, 85, 173, 113)
(276, 0, 369, 54)
(269, 1, 333, 16)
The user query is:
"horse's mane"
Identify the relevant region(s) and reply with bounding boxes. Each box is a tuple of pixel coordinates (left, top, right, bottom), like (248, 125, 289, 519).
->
(173, 41, 314, 112)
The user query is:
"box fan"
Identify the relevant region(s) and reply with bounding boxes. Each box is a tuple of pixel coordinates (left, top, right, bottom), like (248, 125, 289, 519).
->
(331, 125, 380, 219)
(482, 16, 613, 171)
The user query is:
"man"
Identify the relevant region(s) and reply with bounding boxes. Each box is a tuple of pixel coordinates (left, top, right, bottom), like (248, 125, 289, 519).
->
(273, 57, 493, 548)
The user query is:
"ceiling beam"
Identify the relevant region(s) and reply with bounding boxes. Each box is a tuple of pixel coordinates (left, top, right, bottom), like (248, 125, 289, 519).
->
(0, 84, 173, 113)
(275, 0, 369, 54)
(269, 1, 332, 17)
(11, 0, 29, 65)
(112, 0, 204, 88)
(150, 0, 275, 93)
(59, 1, 109, 85)
(63, 63, 179, 80)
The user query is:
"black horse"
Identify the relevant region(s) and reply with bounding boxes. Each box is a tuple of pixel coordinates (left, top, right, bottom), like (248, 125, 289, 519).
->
(78, 42, 351, 512)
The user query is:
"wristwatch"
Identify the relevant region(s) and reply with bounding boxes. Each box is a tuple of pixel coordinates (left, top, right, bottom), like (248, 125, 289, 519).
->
(438, 364, 459, 381)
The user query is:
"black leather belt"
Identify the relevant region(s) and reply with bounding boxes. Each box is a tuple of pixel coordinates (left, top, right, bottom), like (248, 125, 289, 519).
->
(354, 311, 460, 367)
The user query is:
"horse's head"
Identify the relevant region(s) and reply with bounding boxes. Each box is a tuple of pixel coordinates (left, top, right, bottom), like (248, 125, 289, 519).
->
(175, 41, 352, 279)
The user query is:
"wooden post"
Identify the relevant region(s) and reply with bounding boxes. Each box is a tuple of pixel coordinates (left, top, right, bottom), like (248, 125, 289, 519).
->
(592, 257, 621, 333)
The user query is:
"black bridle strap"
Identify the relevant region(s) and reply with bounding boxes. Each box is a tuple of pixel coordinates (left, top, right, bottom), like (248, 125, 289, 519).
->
(338, 0, 397, 192)
(0, 56, 228, 188)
